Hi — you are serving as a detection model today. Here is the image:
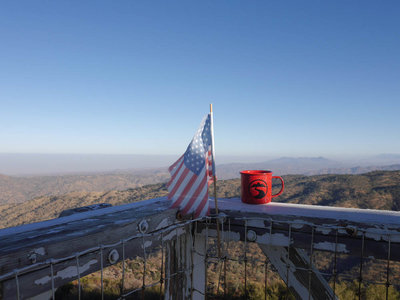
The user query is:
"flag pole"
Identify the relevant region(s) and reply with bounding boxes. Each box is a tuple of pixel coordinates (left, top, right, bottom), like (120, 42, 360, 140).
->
(209, 103, 222, 258)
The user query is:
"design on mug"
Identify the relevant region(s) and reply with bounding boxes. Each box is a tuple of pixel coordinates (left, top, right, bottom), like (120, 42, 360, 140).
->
(249, 179, 268, 199)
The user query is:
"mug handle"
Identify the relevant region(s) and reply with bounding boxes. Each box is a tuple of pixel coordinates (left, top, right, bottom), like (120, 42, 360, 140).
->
(271, 176, 285, 198)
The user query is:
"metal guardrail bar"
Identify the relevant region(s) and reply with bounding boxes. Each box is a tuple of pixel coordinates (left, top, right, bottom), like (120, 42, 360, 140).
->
(0, 197, 179, 299)
(1, 197, 400, 299)
(211, 198, 400, 261)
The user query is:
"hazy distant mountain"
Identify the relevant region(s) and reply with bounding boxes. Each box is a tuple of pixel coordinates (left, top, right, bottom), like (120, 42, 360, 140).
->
(0, 153, 176, 176)
(268, 156, 334, 164)
(1, 153, 399, 176)
(1, 155, 399, 205)
(216, 156, 341, 179)
(359, 154, 400, 166)
(374, 154, 400, 159)
(305, 164, 400, 175)
(216, 156, 400, 179)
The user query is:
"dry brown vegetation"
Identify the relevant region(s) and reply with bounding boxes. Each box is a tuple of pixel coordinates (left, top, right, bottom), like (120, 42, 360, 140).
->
(214, 170, 400, 210)
(0, 183, 168, 229)
(0, 170, 169, 204)
(1, 170, 399, 229)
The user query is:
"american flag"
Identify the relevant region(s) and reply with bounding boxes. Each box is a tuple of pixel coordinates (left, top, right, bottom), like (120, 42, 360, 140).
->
(167, 114, 215, 218)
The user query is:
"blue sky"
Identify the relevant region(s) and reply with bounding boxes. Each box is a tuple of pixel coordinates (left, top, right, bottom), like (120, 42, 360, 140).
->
(1, 1, 399, 159)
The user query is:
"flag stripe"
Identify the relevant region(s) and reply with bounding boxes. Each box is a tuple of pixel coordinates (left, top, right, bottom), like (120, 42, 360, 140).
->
(173, 168, 207, 210)
(197, 199, 209, 218)
(194, 193, 209, 218)
(168, 158, 186, 191)
(188, 183, 208, 215)
(168, 154, 184, 172)
(191, 155, 212, 216)
(167, 157, 184, 188)
(180, 171, 208, 215)
(168, 168, 191, 200)
(170, 171, 198, 209)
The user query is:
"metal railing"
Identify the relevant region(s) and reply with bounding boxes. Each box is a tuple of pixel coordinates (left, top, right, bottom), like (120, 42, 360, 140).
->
(1, 197, 400, 299)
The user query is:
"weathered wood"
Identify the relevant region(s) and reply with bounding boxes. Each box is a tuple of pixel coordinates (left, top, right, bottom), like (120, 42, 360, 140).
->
(58, 203, 112, 217)
(0, 197, 179, 300)
(164, 222, 206, 300)
(165, 225, 189, 300)
(191, 229, 206, 300)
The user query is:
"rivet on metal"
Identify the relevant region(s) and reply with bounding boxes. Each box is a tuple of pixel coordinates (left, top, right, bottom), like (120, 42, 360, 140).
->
(138, 219, 149, 233)
(28, 252, 37, 264)
(247, 229, 257, 242)
(108, 249, 119, 264)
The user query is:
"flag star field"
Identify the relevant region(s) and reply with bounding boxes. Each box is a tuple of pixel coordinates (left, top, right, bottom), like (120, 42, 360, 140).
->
(184, 116, 212, 175)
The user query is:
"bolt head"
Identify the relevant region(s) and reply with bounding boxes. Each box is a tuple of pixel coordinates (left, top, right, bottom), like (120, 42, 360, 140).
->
(138, 219, 149, 233)
(247, 230, 257, 242)
(108, 249, 119, 264)
(28, 253, 37, 264)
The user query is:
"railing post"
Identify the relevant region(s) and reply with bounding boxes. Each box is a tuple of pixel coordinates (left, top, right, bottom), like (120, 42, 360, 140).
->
(165, 226, 186, 299)
(164, 222, 206, 300)
(192, 222, 206, 300)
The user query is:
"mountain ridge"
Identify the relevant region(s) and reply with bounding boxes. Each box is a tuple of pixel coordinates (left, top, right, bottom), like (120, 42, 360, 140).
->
(1, 155, 400, 205)
(1, 159, 400, 205)
(1, 170, 399, 229)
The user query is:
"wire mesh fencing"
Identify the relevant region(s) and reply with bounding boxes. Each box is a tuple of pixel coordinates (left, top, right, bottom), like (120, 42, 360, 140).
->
(204, 217, 400, 300)
(1, 215, 400, 299)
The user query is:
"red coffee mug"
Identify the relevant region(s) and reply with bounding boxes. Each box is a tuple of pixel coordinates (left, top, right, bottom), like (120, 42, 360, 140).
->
(240, 170, 284, 204)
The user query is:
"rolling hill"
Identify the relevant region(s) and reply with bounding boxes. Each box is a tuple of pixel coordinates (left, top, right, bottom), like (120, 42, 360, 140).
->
(1, 170, 399, 229)
(1, 156, 399, 205)
(0, 169, 169, 205)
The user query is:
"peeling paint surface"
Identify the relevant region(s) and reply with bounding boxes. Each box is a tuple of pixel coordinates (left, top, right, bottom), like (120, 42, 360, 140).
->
(314, 241, 348, 253)
(315, 226, 333, 235)
(34, 259, 98, 285)
(257, 232, 290, 247)
(156, 218, 171, 230)
(32, 247, 46, 256)
(3, 196, 400, 300)
(0, 197, 168, 237)
(142, 241, 152, 248)
(212, 198, 400, 227)
(247, 219, 265, 228)
(163, 227, 184, 241)
(364, 227, 400, 243)
(291, 221, 306, 229)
